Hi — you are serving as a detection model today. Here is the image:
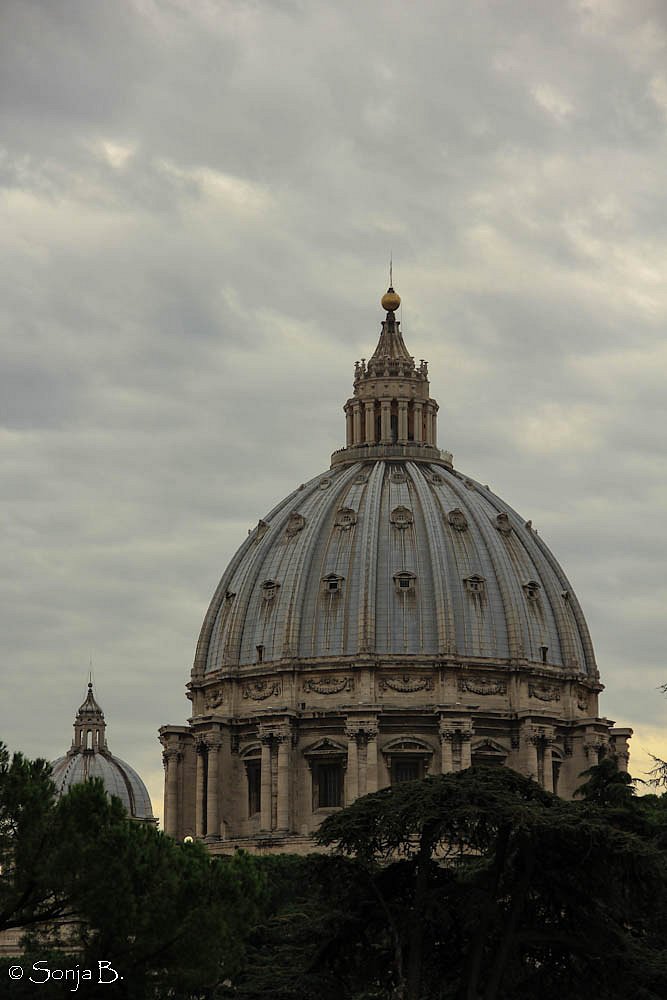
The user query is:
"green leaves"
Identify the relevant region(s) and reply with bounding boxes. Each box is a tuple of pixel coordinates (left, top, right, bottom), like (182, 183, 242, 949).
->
(5, 744, 667, 1000)
(0, 742, 267, 999)
(248, 767, 667, 1000)
(0, 745, 62, 933)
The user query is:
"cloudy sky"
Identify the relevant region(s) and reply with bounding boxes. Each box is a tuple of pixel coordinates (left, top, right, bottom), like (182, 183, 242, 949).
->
(2, 0, 666, 819)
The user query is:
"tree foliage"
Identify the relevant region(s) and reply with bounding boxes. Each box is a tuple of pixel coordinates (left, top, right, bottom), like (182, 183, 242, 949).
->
(4, 743, 667, 1000)
(231, 766, 667, 1000)
(0, 743, 266, 998)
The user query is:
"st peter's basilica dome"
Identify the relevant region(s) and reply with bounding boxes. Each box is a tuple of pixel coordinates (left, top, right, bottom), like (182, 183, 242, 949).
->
(160, 284, 630, 853)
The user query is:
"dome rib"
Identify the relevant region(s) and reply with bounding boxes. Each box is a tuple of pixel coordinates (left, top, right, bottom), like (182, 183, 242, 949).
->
(425, 469, 500, 658)
(444, 473, 525, 660)
(194, 522, 263, 676)
(507, 521, 571, 668)
(478, 488, 562, 664)
(356, 462, 384, 654)
(472, 480, 593, 673)
(51, 749, 154, 821)
(281, 482, 332, 660)
(529, 529, 597, 675)
(408, 463, 455, 655)
(197, 460, 596, 674)
(214, 477, 318, 669)
(338, 475, 368, 656)
(296, 462, 361, 660)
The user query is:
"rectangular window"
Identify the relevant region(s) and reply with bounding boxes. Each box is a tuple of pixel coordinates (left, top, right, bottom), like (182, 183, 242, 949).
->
(316, 762, 343, 808)
(247, 761, 261, 816)
(392, 758, 421, 784)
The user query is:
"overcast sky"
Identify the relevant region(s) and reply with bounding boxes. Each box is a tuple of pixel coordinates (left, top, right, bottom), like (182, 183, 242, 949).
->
(2, 0, 666, 820)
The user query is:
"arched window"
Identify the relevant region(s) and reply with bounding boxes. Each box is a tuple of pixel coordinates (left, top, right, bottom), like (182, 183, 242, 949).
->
(383, 738, 433, 785)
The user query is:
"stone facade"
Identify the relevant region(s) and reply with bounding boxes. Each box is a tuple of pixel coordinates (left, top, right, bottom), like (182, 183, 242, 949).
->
(159, 284, 631, 855)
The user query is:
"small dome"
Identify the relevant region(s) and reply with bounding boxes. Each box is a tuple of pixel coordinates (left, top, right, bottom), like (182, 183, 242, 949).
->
(51, 751, 154, 821)
(51, 682, 155, 823)
(381, 286, 401, 312)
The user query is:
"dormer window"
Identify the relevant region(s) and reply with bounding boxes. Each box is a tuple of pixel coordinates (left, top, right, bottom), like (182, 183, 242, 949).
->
(322, 573, 344, 594)
(447, 508, 468, 532)
(523, 580, 541, 602)
(335, 507, 357, 530)
(286, 512, 306, 537)
(261, 580, 280, 602)
(390, 506, 413, 529)
(495, 512, 512, 535)
(393, 571, 416, 593)
(464, 574, 486, 595)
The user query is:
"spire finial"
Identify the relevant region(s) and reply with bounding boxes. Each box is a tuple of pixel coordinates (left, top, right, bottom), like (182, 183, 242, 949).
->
(381, 269, 401, 314)
(390, 251, 393, 289)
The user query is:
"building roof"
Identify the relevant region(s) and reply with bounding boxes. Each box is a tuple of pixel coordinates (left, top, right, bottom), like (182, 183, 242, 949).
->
(51, 682, 155, 822)
(194, 458, 596, 676)
(192, 283, 595, 680)
(51, 749, 154, 820)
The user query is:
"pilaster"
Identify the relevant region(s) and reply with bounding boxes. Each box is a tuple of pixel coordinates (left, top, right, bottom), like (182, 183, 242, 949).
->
(205, 732, 222, 841)
(195, 737, 207, 838)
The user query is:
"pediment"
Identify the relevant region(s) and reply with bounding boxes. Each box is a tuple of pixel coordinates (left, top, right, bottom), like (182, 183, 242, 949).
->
(303, 737, 347, 757)
(471, 738, 507, 757)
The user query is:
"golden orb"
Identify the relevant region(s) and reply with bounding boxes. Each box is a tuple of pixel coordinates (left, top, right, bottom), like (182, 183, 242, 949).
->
(381, 286, 401, 312)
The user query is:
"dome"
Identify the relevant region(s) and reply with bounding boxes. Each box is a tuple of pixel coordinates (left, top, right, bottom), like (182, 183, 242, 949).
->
(51, 750, 154, 821)
(52, 682, 155, 822)
(160, 281, 630, 853)
(196, 460, 594, 674)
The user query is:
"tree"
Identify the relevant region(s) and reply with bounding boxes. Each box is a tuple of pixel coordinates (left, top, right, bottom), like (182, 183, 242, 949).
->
(231, 767, 667, 1000)
(0, 743, 65, 933)
(0, 743, 267, 999)
(25, 782, 267, 999)
(574, 754, 636, 807)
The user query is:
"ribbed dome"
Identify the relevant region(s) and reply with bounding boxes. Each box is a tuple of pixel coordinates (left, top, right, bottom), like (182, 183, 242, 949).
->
(160, 281, 625, 850)
(52, 682, 155, 822)
(195, 459, 595, 676)
(51, 750, 154, 821)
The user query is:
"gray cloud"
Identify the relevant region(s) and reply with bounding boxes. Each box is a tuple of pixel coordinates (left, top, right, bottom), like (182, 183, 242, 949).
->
(2, 0, 666, 812)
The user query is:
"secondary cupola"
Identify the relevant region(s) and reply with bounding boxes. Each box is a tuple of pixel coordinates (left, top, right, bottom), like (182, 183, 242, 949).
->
(51, 682, 155, 823)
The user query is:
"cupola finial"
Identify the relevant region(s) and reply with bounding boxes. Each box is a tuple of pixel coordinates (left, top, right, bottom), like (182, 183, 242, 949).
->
(381, 253, 401, 313)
